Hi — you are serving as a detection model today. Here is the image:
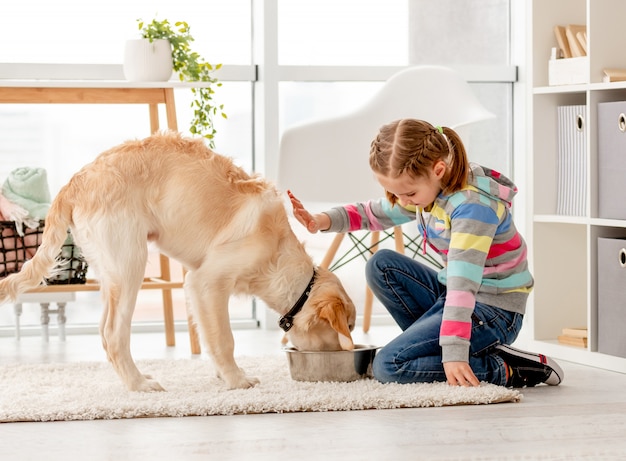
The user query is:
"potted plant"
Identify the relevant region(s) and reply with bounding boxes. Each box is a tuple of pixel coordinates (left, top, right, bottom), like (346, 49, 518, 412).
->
(124, 18, 226, 147)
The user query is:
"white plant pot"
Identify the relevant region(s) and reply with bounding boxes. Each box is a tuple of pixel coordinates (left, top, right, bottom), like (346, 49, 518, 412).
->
(123, 39, 173, 82)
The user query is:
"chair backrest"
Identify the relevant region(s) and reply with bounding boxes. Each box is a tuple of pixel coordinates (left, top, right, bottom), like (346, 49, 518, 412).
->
(277, 65, 495, 205)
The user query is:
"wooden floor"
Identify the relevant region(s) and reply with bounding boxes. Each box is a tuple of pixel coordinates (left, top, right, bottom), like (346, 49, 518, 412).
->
(1, 326, 626, 461)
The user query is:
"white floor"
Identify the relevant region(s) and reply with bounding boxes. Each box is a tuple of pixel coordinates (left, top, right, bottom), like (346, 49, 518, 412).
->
(1, 326, 626, 461)
(2, 225, 626, 459)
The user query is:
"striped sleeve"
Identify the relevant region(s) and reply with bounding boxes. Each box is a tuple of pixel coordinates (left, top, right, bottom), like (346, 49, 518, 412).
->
(324, 198, 415, 233)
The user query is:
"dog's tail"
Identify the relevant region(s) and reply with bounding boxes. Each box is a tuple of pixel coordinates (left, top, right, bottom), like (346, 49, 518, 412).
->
(0, 190, 74, 304)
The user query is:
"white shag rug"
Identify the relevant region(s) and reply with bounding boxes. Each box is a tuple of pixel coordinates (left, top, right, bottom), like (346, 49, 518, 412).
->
(0, 355, 521, 422)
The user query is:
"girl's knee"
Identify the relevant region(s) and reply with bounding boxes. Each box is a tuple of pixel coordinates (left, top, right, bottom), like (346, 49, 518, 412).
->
(367, 248, 397, 269)
(372, 348, 397, 384)
(365, 248, 397, 284)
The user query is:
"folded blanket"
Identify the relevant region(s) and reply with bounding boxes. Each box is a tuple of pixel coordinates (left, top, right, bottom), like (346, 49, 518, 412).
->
(2, 167, 51, 221)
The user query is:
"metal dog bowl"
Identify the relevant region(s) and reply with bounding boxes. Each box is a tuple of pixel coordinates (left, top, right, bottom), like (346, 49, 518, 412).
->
(284, 344, 380, 382)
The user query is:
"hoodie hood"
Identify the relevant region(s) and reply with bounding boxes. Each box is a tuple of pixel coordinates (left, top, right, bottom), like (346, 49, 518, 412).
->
(467, 163, 517, 205)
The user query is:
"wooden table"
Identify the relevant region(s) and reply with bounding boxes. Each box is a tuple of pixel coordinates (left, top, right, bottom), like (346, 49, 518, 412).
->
(0, 80, 201, 353)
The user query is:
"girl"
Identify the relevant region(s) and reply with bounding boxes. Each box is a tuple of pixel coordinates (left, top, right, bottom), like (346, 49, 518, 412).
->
(288, 118, 563, 388)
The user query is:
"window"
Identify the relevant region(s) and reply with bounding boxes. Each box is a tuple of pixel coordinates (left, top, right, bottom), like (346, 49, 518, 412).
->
(278, 0, 408, 66)
(0, 0, 516, 334)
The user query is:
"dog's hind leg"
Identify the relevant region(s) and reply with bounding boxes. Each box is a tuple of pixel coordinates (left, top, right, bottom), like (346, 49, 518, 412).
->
(185, 269, 260, 389)
(96, 240, 164, 392)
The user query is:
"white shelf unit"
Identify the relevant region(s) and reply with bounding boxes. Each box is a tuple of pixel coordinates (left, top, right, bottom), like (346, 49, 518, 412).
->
(525, 0, 626, 372)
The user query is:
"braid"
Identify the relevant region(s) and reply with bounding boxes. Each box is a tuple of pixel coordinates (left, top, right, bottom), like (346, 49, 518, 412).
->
(369, 119, 470, 202)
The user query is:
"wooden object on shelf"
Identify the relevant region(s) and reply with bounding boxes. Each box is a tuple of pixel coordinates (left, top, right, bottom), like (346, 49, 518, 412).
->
(565, 24, 587, 57)
(553, 25, 572, 58)
(558, 327, 588, 348)
(561, 327, 588, 338)
(576, 31, 588, 55)
(602, 68, 626, 83)
(557, 335, 588, 348)
(0, 80, 201, 355)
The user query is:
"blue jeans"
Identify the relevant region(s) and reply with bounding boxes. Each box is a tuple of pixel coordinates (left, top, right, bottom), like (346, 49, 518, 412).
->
(365, 249, 523, 385)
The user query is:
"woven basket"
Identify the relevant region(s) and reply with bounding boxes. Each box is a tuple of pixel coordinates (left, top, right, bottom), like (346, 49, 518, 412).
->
(0, 220, 88, 284)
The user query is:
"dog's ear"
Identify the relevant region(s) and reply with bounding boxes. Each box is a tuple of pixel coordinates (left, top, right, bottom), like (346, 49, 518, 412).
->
(318, 299, 354, 351)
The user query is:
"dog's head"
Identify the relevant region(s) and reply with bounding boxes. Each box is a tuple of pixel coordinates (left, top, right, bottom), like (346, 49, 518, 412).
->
(286, 267, 357, 351)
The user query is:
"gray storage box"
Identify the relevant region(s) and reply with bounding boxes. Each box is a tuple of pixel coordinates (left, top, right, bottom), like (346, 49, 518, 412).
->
(598, 101, 626, 219)
(597, 237, 626, 358)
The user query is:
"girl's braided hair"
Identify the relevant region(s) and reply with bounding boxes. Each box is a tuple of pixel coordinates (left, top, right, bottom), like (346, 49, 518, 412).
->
(369, 118, 470, 205)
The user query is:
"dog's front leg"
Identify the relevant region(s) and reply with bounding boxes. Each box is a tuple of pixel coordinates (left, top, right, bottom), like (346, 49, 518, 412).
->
(200, 302, 260, 389)
(207, 322, 260, 390)
(185, 274, 259, 389)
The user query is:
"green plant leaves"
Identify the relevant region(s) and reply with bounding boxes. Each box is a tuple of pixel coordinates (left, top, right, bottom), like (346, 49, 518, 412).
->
(137, 18, 226, 147)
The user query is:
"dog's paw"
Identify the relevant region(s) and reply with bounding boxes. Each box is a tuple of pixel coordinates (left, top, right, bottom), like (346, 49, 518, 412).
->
(131, 378, 166, 392)
(228, 375, 260, 390)
(221, 371, 260, 389)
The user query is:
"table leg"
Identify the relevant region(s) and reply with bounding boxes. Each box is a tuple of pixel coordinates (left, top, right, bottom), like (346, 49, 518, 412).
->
(165, 88, 178, 131)
(149, 102, 160, 133)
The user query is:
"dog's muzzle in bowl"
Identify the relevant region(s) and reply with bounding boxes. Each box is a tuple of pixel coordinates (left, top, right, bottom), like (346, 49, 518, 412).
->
(284, 344, 380, 382)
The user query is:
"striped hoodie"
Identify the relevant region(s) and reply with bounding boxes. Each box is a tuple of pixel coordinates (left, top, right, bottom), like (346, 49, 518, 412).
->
(323, 164, 534, 363)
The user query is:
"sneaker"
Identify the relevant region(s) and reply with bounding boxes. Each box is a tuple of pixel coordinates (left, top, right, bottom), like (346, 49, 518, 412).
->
(495, 344, 564, 387)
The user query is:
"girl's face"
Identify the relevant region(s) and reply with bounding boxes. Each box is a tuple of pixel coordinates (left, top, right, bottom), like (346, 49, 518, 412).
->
(374, 161, 446, 208)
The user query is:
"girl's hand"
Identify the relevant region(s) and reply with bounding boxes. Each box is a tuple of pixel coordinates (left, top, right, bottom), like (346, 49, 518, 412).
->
(443, 361, 480, 387)
(287, 190, 329, 233)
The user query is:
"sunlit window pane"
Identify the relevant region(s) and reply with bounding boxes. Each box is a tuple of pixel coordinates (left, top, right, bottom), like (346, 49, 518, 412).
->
(0, 0, 251, 65)
(278, 0, 409, 66)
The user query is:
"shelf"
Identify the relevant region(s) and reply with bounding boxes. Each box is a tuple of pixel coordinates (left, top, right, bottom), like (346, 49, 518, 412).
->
(533, 214, 588, 224)
(525, 0, 626, 371)
(533, 84, 587, 95)
(534, 81, 626, 95)
(26, 278, 184, 294)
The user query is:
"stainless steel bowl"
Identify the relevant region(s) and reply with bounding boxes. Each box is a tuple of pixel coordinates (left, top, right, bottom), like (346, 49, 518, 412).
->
(284, 344, 380, 382)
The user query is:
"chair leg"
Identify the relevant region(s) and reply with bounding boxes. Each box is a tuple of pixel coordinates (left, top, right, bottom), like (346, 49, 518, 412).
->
(187, 315, 201, 354)
(363, 226, 404, 333)
(159, 253, 203, 354)
(14, 303, 22, 340)
(181, 266, 202, 354)
(363, 286, 374, 334)
(393, 225, 405, 254)
(57, 302, 67, 342)
(159, 254, 176, 347)
(362, 231, 380, 333)
(320, 233, 346, 269)
(323, 228, 403, 333)
(40, 302, 50, 343)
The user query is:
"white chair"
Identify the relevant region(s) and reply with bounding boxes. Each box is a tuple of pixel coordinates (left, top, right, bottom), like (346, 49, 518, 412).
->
(278, 65, 495, 332)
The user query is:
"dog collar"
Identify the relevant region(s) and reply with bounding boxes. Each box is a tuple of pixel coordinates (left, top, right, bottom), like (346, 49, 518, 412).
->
(278, 269, 317, 332)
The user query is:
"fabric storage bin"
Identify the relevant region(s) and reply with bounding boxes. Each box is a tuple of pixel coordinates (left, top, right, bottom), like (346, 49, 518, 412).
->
(556, 105, 587, 216)
(597, 237, 626, 358)
(598, 101, 626, 220)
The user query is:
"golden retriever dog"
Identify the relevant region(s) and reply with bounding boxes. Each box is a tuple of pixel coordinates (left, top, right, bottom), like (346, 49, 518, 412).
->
(0, 131, 356, 391)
